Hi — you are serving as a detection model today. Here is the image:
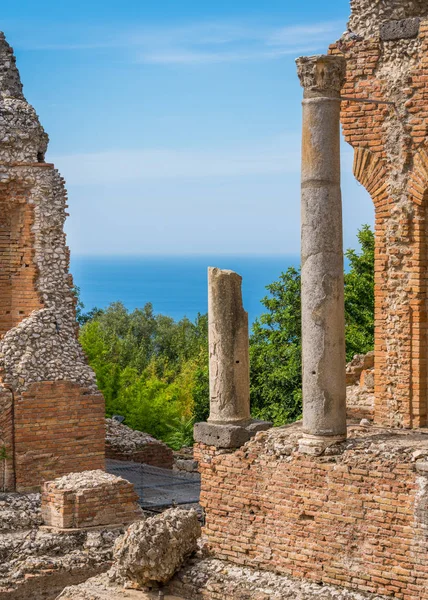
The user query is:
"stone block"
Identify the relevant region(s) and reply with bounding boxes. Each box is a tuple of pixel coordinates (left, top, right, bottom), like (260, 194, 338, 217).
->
(380, 18, 420, 41)
(194, 422, 250, 448)
(245, 420, 272, 434)
(194, 419, 272, 449)
(41, 470, 142, 530)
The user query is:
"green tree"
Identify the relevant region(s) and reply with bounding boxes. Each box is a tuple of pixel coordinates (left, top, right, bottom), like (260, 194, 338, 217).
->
(249, 225, 375, 425)
(250, 267, 302, 425)
(344, 225, 375, 361)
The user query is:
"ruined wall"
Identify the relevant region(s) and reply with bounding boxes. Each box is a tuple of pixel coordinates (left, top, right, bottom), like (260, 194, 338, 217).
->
(197, 425, 428, 599)
(42, 470, 142, 530)
(0, 32, 105, 491)
(14, 382, 105, 492)
(329, 10, 428, 428)
(105, 418, 174, 469)
(349, 1, 428, 37)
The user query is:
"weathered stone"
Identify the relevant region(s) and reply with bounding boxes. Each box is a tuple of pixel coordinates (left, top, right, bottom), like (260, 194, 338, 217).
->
(415, 460, 428, 474)
(296, 55, 347, 450)
(194, 422, 251, 449)
(349, 0, 428, 37)
(194, 420, 272, 449)
(245, 419, 272, 434)
(111, 508, 201, 587)
(207, 267, 250, 426)
(380, 17, 420, 40)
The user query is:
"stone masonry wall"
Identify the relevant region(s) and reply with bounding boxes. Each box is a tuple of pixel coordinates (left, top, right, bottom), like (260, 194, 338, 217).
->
(197, 424, 428, 599)
(330, 11, 428, 428)
(0, 33, 105, 490)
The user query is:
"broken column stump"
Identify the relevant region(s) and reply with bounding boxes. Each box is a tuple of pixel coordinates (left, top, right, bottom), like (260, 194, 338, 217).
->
(194, 267, 271, 449)
(41, 470, 142, 531)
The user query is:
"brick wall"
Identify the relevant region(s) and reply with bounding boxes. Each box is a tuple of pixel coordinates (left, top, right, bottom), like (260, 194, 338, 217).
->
(197, 425, 428, 599)
(13, 381, 105, 492)
(42, 470, 142, 529)
(329, 18, 428, 428)
(106, 443, 174, 470)
(0, 184, 43, 337)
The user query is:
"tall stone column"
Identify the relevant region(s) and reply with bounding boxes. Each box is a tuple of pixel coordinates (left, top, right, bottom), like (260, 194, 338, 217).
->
(194, 267, 271, 448)
(207, 267, 251, 425)
(296, 55, 347, 455)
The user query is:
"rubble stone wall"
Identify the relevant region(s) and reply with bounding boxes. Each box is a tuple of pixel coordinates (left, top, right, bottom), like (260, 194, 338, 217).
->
(0, 385, 13, 491)
(330, 12, 428, 428)
(349, 1, 428, 37)
(196, 425, 428, 599)
(105, 418, 174, 469)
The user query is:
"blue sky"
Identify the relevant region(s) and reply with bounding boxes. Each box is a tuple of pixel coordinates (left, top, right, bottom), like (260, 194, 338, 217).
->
(2, 0, 373, 255)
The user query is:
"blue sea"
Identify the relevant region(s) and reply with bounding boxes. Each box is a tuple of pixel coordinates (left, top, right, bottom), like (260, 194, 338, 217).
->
(70, 255, 300, 325)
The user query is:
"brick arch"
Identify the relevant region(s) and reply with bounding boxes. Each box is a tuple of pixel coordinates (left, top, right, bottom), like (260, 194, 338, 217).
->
(352, 147, 388, 207)
(409, 149, 428, 205)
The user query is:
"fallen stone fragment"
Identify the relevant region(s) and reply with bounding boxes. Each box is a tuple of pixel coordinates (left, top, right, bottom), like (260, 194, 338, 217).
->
(111, 508, 201, 588)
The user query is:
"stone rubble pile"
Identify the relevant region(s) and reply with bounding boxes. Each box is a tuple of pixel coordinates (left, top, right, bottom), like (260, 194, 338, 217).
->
(111, 508, 201, 588)
(48, 469, 123, 491)
(0, 492, 123, 597)
(168, 557, 390, 600)
(0, 492, 41, 532)
(106, 419, 161, 454)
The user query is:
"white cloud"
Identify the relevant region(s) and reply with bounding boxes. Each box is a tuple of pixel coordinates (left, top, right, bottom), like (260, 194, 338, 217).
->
(140, 46, 320, 65)
(11, 19, 343, 65)
(49, 136, 301, 186)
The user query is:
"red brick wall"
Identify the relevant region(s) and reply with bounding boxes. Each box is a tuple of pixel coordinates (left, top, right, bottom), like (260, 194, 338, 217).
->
(14, 381, 105, 492)
(106, 443, 174, 470)
(330, 20, 428, 428)
(42, 475, 141, 529)
(197, 431, 428, 599)
(0, 183, 43, 336)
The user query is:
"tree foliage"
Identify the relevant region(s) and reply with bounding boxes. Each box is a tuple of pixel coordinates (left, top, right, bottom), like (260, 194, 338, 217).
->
(249, 225, 375, 424)
(344, 225, 375, 361)
(78, 226, 374, 443)
(79, 303, 208, 444)
(249, 268, 302, 425)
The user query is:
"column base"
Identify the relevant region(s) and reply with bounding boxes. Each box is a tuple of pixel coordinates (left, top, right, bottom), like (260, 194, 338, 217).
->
(194, 419, 272, 449)
(298, 433, 347, 456)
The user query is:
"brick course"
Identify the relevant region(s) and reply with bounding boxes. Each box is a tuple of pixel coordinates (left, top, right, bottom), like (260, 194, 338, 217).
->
(13, 381, 105, 492)
(42, 470, 142, 530)
(197, 425, 428, 599)
(105, 444, 174, 470)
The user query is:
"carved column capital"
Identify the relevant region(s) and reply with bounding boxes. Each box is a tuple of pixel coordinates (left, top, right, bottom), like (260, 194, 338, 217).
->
(296, 55, 346, 98)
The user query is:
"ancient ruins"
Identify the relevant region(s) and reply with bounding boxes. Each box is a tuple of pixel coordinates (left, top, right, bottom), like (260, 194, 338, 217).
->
(191, 1, 428, 598)
(4, 0, 428, 598)
(0, 32, 105, 493)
